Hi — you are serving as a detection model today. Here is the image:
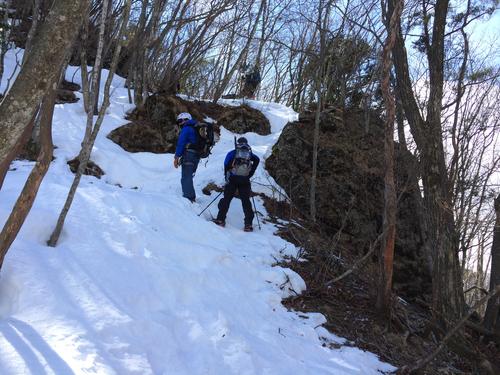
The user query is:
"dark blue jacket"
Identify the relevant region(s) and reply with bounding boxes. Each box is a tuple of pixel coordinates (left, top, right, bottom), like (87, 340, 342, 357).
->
(175, 119, 198, 157)
(224, 149, 260, 178)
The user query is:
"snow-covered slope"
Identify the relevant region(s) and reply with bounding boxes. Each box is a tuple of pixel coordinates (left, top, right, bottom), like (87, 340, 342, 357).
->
(0, 58, 395, 374)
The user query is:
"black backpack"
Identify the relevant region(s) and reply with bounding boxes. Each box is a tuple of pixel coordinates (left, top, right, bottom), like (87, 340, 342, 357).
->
(194, 122, 215, 158)
(231, 143, 252, 176)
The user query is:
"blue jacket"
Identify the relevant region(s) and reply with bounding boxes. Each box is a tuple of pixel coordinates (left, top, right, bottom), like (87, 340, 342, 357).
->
(224, 149, 260, 178)
(175, 119, 198, 157)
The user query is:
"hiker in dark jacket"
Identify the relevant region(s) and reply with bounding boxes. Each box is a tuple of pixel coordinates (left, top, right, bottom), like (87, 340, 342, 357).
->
(213, 137, 260, 231)
(173, 112, 200, 202)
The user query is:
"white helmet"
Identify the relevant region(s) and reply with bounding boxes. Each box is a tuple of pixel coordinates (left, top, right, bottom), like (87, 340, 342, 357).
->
(176, 112, 192, 122)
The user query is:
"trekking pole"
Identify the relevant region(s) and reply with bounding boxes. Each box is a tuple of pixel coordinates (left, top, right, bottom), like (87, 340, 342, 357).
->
(251, 194, 261, 230)
(198, 191, 223, 216)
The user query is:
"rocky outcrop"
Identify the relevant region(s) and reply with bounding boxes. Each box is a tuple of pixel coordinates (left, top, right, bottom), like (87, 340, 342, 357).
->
(67, 157, 104, 179)
(108, 94, 271, 153)
(217, 105, 270, 135)
(108, 120, 176, 154)
(266, 108, 431, 300)
(55, 80, 80, 104)
(56, 89, 78, 104)
(108, 95, 202, 154)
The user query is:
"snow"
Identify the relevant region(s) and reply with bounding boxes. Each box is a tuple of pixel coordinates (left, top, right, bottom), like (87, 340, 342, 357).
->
(0, 55, 395, 374)
(0, 48, 23, 96)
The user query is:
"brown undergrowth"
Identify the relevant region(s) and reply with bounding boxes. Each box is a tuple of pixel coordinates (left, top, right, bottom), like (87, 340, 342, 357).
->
(262, 195, 500, 374)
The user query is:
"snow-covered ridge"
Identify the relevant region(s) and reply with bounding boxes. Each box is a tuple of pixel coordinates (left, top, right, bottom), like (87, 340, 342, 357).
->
(0, 50, 394, 374)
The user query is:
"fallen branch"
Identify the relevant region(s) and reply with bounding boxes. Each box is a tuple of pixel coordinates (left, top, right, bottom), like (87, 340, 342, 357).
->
(325, 232, 384, 286)
(399, 285, 500, 374)
(464, 285, 489, 295)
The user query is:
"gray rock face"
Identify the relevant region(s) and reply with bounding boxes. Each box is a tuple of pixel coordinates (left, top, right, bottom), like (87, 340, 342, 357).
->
(266, 108, 431, 300)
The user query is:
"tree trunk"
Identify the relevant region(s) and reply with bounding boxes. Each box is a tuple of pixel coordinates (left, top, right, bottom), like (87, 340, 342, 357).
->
(309, 85, 321, 221)
(93, 0, 114, 114)
(309, 0, 333, 221)
(376, 0, 403, 319)
(483, 194, 500, 333)
(0, 84, 55, 269)
(423, 138, 465, 326)
(0, 0, 90, 188)
(22, 0, 42, 66)
(389, 0, 464, 326)
(395, 83, 407, 149)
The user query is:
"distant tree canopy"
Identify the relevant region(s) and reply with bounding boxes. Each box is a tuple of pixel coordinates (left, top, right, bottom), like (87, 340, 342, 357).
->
(304, 35, 377, 108)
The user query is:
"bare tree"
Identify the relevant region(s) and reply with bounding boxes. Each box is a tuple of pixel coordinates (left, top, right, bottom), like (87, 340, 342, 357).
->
(309, 0, 333, 221)
(212, 0, 266, 101)
(390, 0, 466, 327)
(376, 0, 403, 319)
(139, 0, 234, 99)
(48, 0, 132, 247)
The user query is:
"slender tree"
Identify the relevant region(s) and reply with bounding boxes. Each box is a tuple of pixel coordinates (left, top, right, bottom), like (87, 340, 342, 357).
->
(309, 0, 334, 221)
(48, 0, 132, 247)
(376, 0, 404, 319)
(212, 0, 266, 101)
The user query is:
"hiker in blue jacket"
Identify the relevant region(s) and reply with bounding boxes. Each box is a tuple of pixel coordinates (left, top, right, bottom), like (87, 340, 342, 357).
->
(173, 112, 200, 202)
(213, 137, 260, 231)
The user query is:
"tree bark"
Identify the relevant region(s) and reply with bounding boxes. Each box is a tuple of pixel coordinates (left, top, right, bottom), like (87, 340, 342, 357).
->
(0, 0, 90, 188)
(92, 0, 112, 115)
(484, 194, 500, 333)
(376, 0, 403, 319)
(22, 0, 42, 66)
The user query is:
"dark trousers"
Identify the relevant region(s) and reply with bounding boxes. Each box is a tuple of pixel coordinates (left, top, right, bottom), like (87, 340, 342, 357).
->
(181, 150, 200, 200)
(216, 176, 254, 225)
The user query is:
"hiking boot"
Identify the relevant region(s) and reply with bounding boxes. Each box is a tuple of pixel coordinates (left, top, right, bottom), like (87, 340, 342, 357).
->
(213, 219, 225, 227)
(244, 225, 253, 232)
